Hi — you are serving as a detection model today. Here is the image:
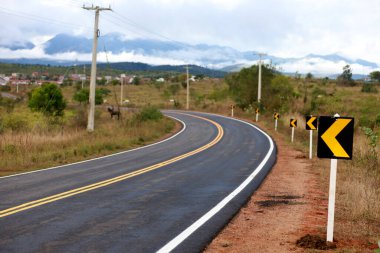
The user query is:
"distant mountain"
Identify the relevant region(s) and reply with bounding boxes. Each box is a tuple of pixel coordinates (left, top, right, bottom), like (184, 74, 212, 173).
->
(1, 33, 379, 75)
(97, 62, 227, 78)
(0, 59, 227, 78)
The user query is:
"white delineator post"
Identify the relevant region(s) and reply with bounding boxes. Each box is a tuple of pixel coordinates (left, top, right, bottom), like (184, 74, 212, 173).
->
(275, 118, 278, 131)
(326, 113, 341, 242)
(231, 106, 234, 117)
(291, 127, 295, 142)
(255, 112, 259, 122)
(309, 130, 313, 159)
(327, 158, 337, 242)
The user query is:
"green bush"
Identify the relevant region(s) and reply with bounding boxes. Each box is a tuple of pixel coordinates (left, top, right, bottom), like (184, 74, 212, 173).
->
(28, 83, 66, 117)
(3, 114, 29, 132)
(361, 83, 378, 93)
(0, 85, 11, 92)
(135, 106, 163, 122)
(73, 88, 108, 105)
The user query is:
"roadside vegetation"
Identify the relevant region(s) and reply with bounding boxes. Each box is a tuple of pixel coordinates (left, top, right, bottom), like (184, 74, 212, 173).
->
(0, 82, 175, 176)
(1, 64, 379, 250)
(222, 64, 379, 251)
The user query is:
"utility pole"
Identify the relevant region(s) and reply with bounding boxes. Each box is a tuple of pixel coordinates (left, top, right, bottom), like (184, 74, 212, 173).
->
(185, 65, 190, 110)
(257, 53, 267, 104)
(82, 64, 86, 89)
(120, 74, 126, 105)
(83, 4, 112, 132)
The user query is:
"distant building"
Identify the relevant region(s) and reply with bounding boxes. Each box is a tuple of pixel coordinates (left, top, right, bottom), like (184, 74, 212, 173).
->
(0, 76, 9, 86)
(188, 75, 196, 82)
(10, 80, 30, 85)
(156, 78, 165, 82)
(11, 73, 20, 79)
(105, 76, 112, 83)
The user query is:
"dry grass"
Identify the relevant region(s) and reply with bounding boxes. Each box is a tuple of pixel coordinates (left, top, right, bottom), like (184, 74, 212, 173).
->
(0, 108, 175, 176)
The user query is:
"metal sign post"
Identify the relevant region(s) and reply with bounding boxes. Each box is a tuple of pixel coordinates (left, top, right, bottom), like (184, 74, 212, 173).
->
(306, 115, 318, 159)
(255, 108, 260, 122)
(309, 130, 313, 159)
(290, 119, 297, 142)
(327, 158, 337, 242)
(317, 114, 354, 242)
(274, 113, 279, 131)
(291, 127, 295, 142)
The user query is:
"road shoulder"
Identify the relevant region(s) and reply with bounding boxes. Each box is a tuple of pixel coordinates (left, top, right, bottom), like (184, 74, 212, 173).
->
(204, 124, 326, 253)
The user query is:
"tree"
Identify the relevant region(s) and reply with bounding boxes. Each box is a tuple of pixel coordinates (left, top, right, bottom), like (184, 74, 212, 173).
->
(305, 72, 313, 79)
(132, 76, 141, 85)
(97, 77, 107, 85)
(111, 79, 120, 86)
(369, 71, 380, 82)
(73, 88, 108, 105)
(167, 84, 181, 96)
(338, 65, 355, 86)
(267, 75, 296, 111)
(225, 64, 277, 109)
(28, 83, 66, 117)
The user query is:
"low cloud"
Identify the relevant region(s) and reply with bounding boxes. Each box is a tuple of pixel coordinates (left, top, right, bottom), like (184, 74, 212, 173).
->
(1, 45, 379, 76)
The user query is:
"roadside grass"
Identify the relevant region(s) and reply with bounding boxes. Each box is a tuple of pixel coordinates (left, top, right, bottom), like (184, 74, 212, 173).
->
(0, 105, 175, 176)
(265, 80, 380, 250)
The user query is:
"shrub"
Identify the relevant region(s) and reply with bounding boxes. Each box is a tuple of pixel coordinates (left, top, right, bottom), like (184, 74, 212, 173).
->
(73, 88, 108, 105)
(3, 114, 29, 132)
(135, 106, 163, 122)
(0, 85, 11, 92)
(361, 83, 378, 93)
(28, 83, 66, 117)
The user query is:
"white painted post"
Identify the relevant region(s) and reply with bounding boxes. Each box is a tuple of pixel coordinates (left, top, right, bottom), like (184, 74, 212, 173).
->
(275, 119, 278, 131)
(327, 158, 337, 242)
(291, 127, 295, 142)
(309, 130, 313, 159)
(231, 107, 234, 117)
(255, 112, 259, 122)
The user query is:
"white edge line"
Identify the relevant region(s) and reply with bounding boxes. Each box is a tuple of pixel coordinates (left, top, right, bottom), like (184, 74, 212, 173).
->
(0, 114, 186, 179)
(156, 113, 275, 253)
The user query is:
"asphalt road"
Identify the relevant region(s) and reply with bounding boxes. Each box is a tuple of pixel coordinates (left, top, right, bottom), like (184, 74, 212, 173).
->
(0, 111, 276, 253)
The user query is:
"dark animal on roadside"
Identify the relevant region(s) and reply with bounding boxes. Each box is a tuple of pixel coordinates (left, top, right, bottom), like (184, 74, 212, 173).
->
(107, 106, 120, 120)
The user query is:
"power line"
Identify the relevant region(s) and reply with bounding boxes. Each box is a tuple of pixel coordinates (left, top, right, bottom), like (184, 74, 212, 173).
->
(0, 6, 92, 32)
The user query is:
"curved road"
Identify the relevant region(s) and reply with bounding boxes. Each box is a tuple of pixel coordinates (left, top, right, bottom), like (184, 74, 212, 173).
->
(0, 111, 276, 253)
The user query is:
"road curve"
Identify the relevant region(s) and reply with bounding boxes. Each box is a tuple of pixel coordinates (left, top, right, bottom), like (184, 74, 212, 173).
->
(0, 111, 276, 253)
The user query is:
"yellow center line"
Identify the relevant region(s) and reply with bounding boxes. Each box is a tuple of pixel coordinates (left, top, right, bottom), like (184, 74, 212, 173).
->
(0, 113, 224, 219)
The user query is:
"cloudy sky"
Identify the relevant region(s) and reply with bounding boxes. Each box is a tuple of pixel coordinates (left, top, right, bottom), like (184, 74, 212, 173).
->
(1, 0, 380, 73)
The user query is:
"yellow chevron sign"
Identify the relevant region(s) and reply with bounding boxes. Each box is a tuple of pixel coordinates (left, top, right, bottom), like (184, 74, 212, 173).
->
(290, 119, 297, 128)
(306, 116, 317, 130)
(317, 116, 354, 159)
(274, 113, 279, 119)
(255, 108, 260, 113)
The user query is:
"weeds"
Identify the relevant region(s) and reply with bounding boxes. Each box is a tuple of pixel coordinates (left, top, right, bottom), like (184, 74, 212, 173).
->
(0, 107, 174, 176)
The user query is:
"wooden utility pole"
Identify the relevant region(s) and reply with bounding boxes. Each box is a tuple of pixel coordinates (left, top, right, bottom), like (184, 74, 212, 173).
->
(120, 74, 126, 105)
(82, 65, 86, 89)
(185, 65, 190, 110)
(83, 5, 112, 132)
(257, 53, 267, 103)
